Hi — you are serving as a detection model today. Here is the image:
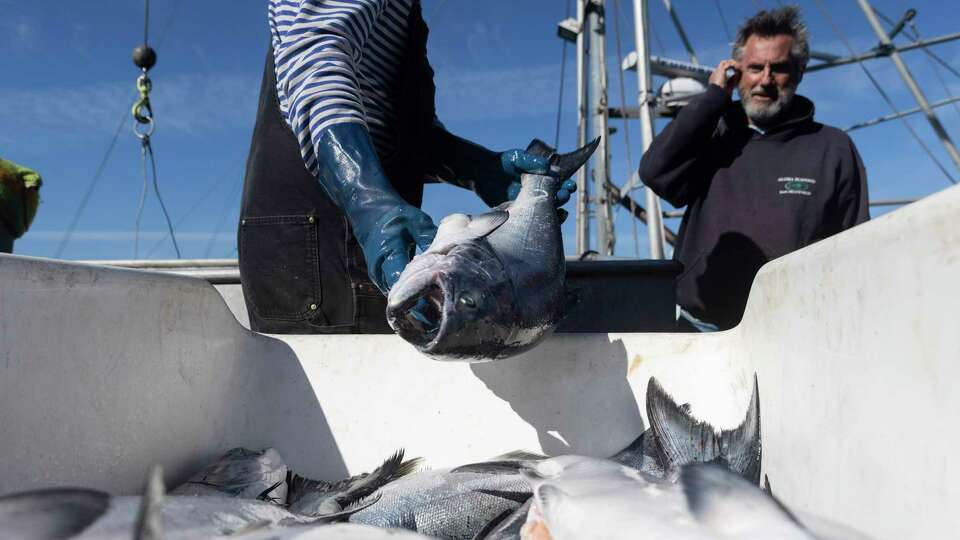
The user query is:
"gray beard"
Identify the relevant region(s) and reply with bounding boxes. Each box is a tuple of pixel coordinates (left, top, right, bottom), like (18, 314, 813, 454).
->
(740, 86, 796, 127)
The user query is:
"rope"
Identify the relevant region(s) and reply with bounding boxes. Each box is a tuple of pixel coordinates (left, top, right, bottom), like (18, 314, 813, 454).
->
(132, 0, 182, 257)
(554, 0, 574, 149)
(140, 138, 181, 258)
(812, 0, 957, 185)
(134, 142, 149, 259)
(612, 0, 641, 257)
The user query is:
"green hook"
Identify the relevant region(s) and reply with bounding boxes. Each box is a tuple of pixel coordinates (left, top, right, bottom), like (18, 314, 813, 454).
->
(132, 74, 153, 125)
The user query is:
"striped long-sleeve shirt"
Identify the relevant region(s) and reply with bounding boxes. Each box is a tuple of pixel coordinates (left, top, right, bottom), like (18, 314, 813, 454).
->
(268, 0, 415, 177)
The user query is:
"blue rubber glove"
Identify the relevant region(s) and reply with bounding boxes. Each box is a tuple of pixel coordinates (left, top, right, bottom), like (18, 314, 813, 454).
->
(499, 149, 579, 207)
(315, 123, 437, 294)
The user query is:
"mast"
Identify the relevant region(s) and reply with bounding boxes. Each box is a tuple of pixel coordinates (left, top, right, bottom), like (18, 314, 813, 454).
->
(633, 0, 665, 259)
(575, 0, 590, 255)
(588, 0, 615, 255)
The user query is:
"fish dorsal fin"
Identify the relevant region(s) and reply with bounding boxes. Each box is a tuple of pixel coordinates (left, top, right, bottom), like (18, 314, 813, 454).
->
(525, 138, 556, 158)
(550, 137, 601, 182)
(646, 377, 721, 472)
(681, 464, 811, 540)
(290, 449, 421, 517)
(135, 466, 165, 540)
(720, 374, 762, 484)
(0, 488, 109, 540)
(429, 211, 509, 254)
(524, 137, 601, 182)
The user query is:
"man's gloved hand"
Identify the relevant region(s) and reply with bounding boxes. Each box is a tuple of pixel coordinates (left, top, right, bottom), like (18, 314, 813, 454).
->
(315, 123, 437, 294)
(362, 205, 437, 292)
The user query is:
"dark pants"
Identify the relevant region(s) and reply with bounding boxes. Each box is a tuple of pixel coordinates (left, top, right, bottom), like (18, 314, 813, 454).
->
(0, 224, 12, 253)
(238, 3, 435, 334)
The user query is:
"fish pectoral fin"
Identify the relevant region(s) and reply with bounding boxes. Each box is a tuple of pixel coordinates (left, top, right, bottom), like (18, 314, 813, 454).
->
(467, 210, 509, 238)
(681, 464, 811, 539)
(309, 492, 383, 523)
(491, 450, 549, 461)
(533, 484, 569, 525)
(135, 465, 165, 540)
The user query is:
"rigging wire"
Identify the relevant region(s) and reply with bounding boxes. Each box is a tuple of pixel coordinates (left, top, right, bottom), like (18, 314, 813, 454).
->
(713, 0, 733, 44)
(554, 0, 574, 149)
(144, 160, 240, 258)
(611, 0, 641, 257)
(812, 0, 957, 185)
(873, 5, 960, 122)
(53, 113, 129, 258)
(904, 22, 960, 123)
(874, 7, 960, 79)
(203, 174, 244, 259)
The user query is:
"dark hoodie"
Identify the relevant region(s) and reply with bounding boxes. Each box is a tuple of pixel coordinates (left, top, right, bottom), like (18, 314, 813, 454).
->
(640, 84, 869, 330)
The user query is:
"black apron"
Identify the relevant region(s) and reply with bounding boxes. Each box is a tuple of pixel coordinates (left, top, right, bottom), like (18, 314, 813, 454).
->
(238, 1, 436, 334)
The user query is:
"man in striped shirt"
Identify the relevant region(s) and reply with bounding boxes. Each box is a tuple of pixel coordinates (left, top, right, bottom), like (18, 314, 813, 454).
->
(238, 0, 576, 334)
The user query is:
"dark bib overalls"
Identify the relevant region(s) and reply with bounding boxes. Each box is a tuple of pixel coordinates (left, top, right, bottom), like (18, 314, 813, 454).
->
(238, 1, 436, 334)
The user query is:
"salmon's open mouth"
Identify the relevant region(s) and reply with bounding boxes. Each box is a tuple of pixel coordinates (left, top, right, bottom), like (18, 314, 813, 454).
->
(387, 279, 447, 347)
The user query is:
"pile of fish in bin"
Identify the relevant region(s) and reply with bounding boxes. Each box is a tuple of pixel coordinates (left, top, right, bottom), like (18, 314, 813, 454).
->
(1, 376, 874, 540)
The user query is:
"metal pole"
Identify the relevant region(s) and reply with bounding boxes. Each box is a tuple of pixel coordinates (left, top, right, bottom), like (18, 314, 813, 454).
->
(575, 0, 590, 255)
(806, 32, 960, 73)
(588, 0, 614, 256)
(845, 95, 960, 132)
(857, 0, 960, 172)
(633, 0, 665, 259)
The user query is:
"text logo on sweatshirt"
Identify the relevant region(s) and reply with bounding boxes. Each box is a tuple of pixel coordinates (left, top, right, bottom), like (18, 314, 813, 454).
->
(778, 177, 816, 196)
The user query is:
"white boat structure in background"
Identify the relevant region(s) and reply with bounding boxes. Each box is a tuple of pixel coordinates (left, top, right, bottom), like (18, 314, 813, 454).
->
(1, 185, 959, 540)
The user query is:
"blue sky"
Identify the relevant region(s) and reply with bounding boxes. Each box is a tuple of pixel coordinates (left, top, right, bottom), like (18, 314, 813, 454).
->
(4, 0, 960, 260)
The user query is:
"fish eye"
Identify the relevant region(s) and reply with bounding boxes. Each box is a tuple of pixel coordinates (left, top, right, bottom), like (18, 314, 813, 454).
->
(457, 294, 477, 309)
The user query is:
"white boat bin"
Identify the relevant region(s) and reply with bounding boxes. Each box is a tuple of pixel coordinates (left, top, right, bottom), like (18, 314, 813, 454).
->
(1, 185, 958, 540)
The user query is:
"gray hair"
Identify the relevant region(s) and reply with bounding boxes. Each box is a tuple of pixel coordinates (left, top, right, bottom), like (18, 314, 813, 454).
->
(732, 6, 810, 71)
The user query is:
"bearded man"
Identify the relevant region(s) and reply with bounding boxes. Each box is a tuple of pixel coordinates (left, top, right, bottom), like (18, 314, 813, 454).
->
(640, 6, 870, 331)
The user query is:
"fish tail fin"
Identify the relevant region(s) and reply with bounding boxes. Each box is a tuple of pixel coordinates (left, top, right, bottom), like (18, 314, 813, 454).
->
(134, 465, 165, 540)
(525, 137, 601, 182)
(646, 376, 720, 472)
(718, 374, 762, 484)
(646, 375, 762, 483)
